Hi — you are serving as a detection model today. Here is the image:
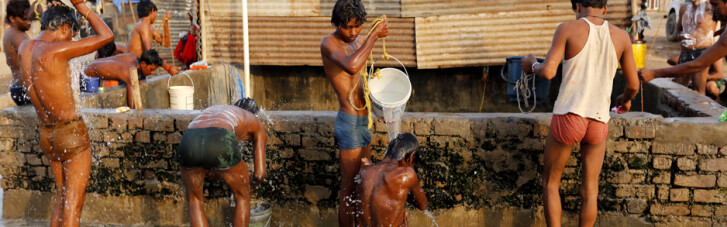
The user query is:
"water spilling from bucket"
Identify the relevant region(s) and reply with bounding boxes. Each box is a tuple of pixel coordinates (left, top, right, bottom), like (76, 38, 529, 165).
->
(424, 210, 440, 227)
(368, 64, 411, 141)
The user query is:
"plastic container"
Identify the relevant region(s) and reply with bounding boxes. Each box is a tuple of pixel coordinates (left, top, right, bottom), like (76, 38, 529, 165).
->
(249, 201, 271, 227)
(367, 57, 411, 122)
(632, 40, 646, 69)
(501, 56, 553, 104)
(168, 73, 195, 110)
(83, 77, 100, 93)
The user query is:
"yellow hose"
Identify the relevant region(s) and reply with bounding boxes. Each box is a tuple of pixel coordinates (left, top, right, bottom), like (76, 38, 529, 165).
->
(348, 15, 389, 129)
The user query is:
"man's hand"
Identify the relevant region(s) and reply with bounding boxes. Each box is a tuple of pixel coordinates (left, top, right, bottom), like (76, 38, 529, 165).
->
(638, 68, 655, 82)
(250, 172, 264, 189)
(164, 11, 172, 21)
(373, 19, 389, 39)
(168, 66, 180, 75)
(614, 94, 632, 114)
(521, 54, 537, 74)
(361, 158, 372, 167)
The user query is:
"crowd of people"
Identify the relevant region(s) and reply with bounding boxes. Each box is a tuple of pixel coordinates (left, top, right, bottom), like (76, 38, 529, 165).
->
(6, 0, 727, 226)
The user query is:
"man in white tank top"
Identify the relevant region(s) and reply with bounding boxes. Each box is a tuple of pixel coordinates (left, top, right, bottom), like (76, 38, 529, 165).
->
(640, 0, 727, 86)
(520, 0, 640, 226)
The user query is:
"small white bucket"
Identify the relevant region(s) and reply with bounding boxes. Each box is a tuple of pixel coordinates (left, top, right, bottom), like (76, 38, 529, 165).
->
(168, 73, 195, 110)
(367, 56, 411, 122)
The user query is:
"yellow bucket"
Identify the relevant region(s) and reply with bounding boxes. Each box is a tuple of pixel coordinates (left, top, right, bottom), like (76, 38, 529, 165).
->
(618, 41, 646, 69)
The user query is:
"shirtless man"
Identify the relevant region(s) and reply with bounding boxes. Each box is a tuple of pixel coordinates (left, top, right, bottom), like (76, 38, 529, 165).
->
(17, 2, 113, 226)
(675, 0, 718, 94)
(83, 49, 162, 109)
(640, 0, 727, 87)
(177, 98, 266, 227)
(319, 0, 387, 226)
(4, 0, 36, 106)
(356, 133, 427, 227)
(96, 41, 128, 59)
(520, 0, 639, 226)
(127, 0, 178, 75)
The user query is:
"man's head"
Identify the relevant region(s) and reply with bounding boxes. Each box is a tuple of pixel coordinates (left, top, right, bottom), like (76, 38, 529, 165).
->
(384, 133, 419, 167)
(331, 0, 366, 43)
(711, 0, 727, 22)
(41, 5, 79, 41)
(97, 41, 116, 59)
(570, 0, 608, 18)
(6, 0, 33, 31)
(137, 0, 158, 22)
(138, 49, 162, 76)
(235, 98, 259, 114)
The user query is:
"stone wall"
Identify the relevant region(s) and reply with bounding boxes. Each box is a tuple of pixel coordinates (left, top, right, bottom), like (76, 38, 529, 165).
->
(2, 107, 727, 226)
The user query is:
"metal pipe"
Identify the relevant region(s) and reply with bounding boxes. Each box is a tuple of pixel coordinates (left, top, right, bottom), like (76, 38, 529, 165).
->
(242, 0, 251, 98)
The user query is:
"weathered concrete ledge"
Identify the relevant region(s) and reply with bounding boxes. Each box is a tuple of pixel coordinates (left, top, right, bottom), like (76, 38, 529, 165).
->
(1, 107, 727, 226)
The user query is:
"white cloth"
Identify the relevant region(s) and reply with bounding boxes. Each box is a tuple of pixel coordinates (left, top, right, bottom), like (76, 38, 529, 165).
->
(553, 18, 619, 123)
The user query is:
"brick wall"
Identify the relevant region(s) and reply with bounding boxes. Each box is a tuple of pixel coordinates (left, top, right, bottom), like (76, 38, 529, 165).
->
(2, 107, 727, 225)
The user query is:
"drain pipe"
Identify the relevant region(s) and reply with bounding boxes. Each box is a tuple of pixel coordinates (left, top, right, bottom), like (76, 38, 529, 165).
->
(242, 0, 251, 98)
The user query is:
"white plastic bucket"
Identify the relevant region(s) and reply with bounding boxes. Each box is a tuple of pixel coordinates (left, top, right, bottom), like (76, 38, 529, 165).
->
(367, 57, 411, 122)
(168, 73, 195, 110)
(249, 201, 271, 227)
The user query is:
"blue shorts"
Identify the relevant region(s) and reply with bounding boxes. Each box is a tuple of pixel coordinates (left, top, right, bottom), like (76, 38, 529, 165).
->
(334, 111, 371, 150)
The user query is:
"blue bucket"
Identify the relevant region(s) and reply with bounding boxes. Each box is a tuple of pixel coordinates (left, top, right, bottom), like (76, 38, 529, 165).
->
(83, 77, 100, 93)
(500, 56, 553, 104)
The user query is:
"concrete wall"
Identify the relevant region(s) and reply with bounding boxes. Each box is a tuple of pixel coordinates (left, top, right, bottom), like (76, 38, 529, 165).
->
(2, 107, 727, 226)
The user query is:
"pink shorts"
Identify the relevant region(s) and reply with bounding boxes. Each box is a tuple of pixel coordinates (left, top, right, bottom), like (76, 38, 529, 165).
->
(550, 113, 608, 145)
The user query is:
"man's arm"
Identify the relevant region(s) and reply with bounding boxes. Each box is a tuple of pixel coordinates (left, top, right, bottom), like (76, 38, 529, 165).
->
(320, 21, 388, 75)
(405, 170, 427, 211)
(641, 31, 727, 80)
(250, 120, 267, 189)
(55, 1, 113, 60)
(614, 28, 640, 113)
(677, 4, 686, 41)
(522, 23, 568, 80)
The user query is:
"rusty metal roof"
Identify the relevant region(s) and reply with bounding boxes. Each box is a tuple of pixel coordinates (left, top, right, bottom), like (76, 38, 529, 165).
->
(202, 16, 415, 67)
(201, 0, 634, 69)
(153, 0, 197, 68)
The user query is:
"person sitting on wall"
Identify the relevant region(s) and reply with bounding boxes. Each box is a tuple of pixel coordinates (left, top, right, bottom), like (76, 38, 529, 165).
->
(127, 0, 179, 75)
(520, 0, 640, 226)
(356, 133, 428, 227)
(174, 12, 198, 68)
(83, 49, 163, 109)
(4, 0, 38, 106)
(177, 98, 267, 227)
(667, 54, 725, 100)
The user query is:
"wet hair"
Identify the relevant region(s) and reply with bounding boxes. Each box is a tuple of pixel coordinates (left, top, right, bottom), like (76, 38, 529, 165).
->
(137, 0, 157, 18)
(6, 0, 30, 23)
(138, 49, 163, 66)
(331, 0, 366, 27)
(97, 41, 116, 58)
(384, 133, 419, 161)
(40, 5, 79, 32)
(571, 0, 607, 10)
(235, 98, 259, 114)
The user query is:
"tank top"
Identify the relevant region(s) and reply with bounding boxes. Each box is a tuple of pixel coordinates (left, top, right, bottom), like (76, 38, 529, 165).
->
(553, 18, 619, 123)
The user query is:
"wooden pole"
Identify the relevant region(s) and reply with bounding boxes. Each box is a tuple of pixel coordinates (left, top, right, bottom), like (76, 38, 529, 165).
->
(129, 0, 137, 23)
(129, 67, 143, 110)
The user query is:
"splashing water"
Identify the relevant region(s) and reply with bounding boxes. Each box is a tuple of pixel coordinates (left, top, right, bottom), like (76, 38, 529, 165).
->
(256, 108, 274, 126)
(384, 119, 401, 141)
(423, 210, 439, 227)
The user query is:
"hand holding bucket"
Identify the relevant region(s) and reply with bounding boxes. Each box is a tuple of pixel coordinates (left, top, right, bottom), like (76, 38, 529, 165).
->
(367, 55, 411, 123)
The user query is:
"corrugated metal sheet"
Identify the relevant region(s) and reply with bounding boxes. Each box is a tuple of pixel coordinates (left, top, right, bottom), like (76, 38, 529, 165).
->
(413, 0, 634, 69)
(402, 0, 632, 27)
(153, 0, 197, 68)
(319, 0, 401, 17)
(203, 16, 415, 67)
(202, 0, 399, 18)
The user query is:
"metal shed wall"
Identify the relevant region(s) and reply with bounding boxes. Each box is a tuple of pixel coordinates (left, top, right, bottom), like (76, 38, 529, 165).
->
(153, 0, 198, 68)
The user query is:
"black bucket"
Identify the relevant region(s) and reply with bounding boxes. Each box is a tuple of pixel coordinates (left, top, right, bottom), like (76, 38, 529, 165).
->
(501, 56, 558, 104)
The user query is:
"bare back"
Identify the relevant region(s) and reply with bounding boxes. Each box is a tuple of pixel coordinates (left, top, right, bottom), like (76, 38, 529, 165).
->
(357, 163, 419, 226)
(4, 27, 29, 85)
(321, 34, 367, 115)
(187, 105, 262, 142)
(84, 53, 137, 80)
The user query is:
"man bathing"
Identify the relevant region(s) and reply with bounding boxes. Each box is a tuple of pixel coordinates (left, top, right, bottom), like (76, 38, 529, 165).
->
(674, 0, 718, 94)
(18, 2, 113, 226)
(83, 49, 163, 109)
(320, 0, 388, 225)
(4, 0, 36, 106)
(177, 98, 267, 227)
(127, 0, 179, 76)
(520, 0, 639, 226)
(356, 133, 427, 227)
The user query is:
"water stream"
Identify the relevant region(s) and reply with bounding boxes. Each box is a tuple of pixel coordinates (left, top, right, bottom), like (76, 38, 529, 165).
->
(423, 210, 440, 227)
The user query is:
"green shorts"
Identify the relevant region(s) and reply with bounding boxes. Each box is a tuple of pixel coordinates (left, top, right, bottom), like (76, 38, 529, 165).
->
(176, 127, 242, 170)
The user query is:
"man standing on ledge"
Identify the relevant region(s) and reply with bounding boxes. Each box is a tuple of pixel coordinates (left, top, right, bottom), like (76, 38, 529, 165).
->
(18, 1, 113, 226)
(320, 0, 388, 226)
(521, 0, 640, 226)
(127, 0, 179, 76)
